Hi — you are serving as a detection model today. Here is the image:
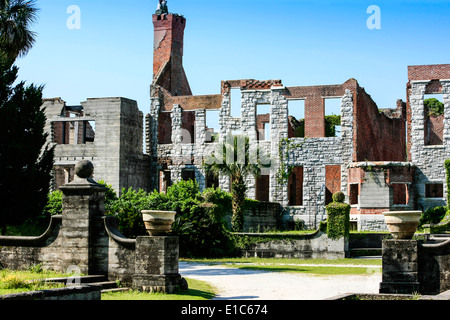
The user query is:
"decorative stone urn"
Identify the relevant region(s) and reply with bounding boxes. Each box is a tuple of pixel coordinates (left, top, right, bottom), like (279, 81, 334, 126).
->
(142, 210, 177, 236)
(383, 211, 422, 239)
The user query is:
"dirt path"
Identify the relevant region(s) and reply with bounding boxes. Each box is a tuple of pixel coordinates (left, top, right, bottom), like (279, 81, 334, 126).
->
(179, 261, 381, 300)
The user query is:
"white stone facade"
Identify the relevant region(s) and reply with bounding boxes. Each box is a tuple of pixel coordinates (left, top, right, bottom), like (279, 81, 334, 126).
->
(409, 80, 450, 211)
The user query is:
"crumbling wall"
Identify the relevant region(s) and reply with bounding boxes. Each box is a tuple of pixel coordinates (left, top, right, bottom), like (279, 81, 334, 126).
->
(354, 87, 406, 162)
(152, 14, 191, 96)
(407, 64, 450, 211)
(44, 97, 151, 194)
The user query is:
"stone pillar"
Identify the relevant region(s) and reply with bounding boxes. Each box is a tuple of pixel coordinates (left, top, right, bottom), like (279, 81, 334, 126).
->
(58, 160, 107, 275)
(379, 239, 420, 294)
(132, 236, 181, 293)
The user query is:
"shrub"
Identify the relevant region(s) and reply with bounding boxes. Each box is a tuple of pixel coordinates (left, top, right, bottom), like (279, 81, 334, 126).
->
(42, 190, 63, 216)
(424, 98, 444, 116)
(419, 206, 447, 227)
(332, 191, 345, 203)
(97, 180, 119, 205)
(164, 182, 234, 257)
(325, 192, 350, 240)
(105, 187, 149, 238)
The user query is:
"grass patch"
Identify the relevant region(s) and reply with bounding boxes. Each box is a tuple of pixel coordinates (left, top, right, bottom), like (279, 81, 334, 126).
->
(0, 267, 69, 295)
(101, 278, 217, 300)
(236, 264, 375, 275)
(181, 257, 381, 276)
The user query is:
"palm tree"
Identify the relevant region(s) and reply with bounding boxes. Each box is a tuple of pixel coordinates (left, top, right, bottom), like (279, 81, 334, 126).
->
(204, 135, 271, 232)
(0, 0, 39, 62)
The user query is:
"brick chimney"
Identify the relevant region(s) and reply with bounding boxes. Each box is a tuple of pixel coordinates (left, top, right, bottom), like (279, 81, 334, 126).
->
(152, 13, 192, 96)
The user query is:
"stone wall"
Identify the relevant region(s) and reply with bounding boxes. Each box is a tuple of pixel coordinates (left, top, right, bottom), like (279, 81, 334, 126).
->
(223, 202, 282, 232)
(43, 97, 151, 195)
(408, 72, 450, 211)
(0, 163, 181, 293)
(238, 230, 348, 260)
(380, 237, 450, 295)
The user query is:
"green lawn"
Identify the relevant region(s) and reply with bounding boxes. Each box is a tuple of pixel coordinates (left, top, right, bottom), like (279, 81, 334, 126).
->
(101, 278, 217, 300)
(181, 257, 382, 276)
(0, 267, 68, 295)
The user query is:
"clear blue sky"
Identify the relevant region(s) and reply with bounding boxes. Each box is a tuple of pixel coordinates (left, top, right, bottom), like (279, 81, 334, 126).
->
(15, 0, 450, 114)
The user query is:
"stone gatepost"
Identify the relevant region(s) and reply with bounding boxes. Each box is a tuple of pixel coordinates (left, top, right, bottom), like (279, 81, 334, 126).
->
(132, 236, 182, 293)
(59, 160, 107, 275)
(379, 239, 420, 294)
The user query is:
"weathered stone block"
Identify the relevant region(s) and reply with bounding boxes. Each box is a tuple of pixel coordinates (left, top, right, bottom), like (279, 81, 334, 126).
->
(380, 239, 420, 294)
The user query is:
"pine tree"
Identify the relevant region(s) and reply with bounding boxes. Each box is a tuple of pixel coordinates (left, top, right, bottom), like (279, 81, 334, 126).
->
(0, 58, 54, 232)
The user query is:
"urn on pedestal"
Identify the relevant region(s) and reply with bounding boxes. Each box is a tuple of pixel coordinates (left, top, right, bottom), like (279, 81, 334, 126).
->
(141, 210, 176, 236)
(383, 211, 422, 239)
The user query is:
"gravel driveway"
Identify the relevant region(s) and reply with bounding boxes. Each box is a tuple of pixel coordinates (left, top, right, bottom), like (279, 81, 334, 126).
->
(179, 261, 382, 300)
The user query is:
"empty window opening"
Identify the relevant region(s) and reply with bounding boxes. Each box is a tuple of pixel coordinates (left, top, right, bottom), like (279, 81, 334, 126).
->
(52, 120, 95, 145)
(257, 104, 271, 141)
(255, 175, 270, 202)
(181, 111, 195, 144)
(349, 184, 359, 205)
(230, 88, 241, 118)
(424, 94, 444, 146)
(205, 110, 220, 143)
(205, 171, 219, 189)
(54, 165, 75, 190)
(181, 169, 196, 182)
(325, 98, 342, 137)
(288, 166, 303, 206)
(392, 183, 409, 205)
(159, 170, 172, 193)
(288, 100, 305, 138)
(425, 183, 444, 198)
(325, 165, 341, 205)
(158, 112, 172, 144)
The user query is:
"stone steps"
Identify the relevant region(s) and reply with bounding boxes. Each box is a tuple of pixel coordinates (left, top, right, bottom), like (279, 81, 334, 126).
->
(349, 247, 382, 257)
(101, 287, 131, 293)
(44, 275, 131, 294)
(44, 275, 108, 284)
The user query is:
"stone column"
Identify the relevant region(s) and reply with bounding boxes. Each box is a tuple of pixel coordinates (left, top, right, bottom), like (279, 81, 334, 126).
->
(59, 160, 107, 275)
(340, 90, 354, 201)
(379, 239, 420, 294)
(132, 236, 182, 293)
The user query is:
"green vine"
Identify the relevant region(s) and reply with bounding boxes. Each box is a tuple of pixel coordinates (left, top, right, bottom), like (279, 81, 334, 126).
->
(275, 138, 305, 194)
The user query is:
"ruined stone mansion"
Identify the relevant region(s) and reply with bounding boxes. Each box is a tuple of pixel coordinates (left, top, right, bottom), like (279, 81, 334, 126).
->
(42, 9, 450, 231)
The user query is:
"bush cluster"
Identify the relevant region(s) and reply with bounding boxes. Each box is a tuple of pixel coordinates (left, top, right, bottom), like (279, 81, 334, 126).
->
(104, 180, 235, 258)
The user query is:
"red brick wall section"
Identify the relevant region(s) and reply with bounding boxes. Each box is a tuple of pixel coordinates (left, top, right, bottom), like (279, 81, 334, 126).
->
(386, 166, 414, 184)
(153, 14, 192, 96)
(351, 208, 386, 215)
(354, 86, 406, 162)
(408, 64, 450, 81)
(348, 167, 365, 184)
(425, 114, 444, 146)
(257, 113, 270, 140)
(325, 165, 341, 205)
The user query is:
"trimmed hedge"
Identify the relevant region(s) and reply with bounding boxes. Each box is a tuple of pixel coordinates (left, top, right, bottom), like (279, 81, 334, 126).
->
(325, 193, 350, 240)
